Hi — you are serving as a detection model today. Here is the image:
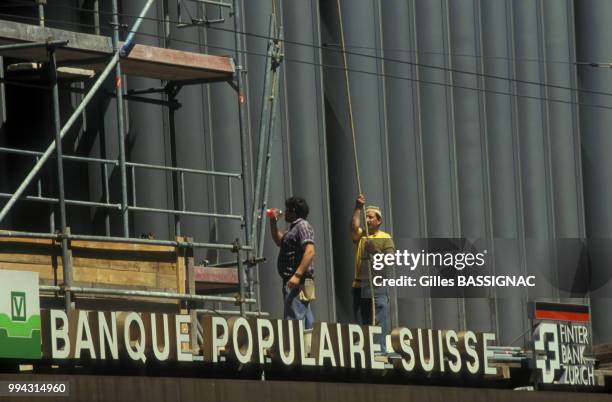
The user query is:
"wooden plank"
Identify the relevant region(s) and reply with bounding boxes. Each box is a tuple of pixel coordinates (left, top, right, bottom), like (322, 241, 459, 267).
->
(157, 273, 181, 291)
(121, 44, 234, 81)
(0, 252, 56, 265)
(72, 258, 177, 275)
(71, 240, 175, 253)
(0, 20, 234, 82)
(0, 233, 183, 293)
(194, 266, 239, 284)
(0, 236, 55, 246)
(0, 261, 60, 281)
(0, 262, 179, 292)
(1, 253, 178, 275)
(72, 296, 181, 312)
(73, 267, 160, 288)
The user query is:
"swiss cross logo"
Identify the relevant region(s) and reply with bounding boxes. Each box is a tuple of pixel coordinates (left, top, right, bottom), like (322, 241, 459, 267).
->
(10, 291, 26, 322)
(534, 322, 561, 383)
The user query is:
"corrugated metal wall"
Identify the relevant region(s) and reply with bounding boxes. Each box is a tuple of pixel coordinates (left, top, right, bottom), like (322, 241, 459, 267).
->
(1, 0, 612, 345)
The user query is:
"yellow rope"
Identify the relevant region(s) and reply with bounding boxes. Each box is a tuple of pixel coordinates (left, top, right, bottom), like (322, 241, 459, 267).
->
(336, 0, 376, 327)
(336, 0, 361, 195)
(271, 0, 278, 37)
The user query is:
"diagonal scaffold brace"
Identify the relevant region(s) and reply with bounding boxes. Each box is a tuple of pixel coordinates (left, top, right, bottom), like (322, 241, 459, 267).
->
(0, 0, 155, 225)
(247, 12, 283, 310)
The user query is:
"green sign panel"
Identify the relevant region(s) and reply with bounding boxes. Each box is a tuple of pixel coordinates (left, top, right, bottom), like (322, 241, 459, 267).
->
(0, 271, 41, 359)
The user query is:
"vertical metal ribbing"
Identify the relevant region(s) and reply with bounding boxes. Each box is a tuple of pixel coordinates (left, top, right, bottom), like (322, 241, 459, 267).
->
(277, 2, 293, 198)
(507, 0, 529, 346)
(49, 49, 71, 312)
(416, 0, 460, 329)
(279, 0, 335, 322)
(480, 0, 526, 344)
(567, 0, 585, 241)
(536, 0, 559, 302)
(112, 0, 130, 238)
(475, 0, 499, 338)
(313, 0, 336, 323)
(575, 0, 612, 345)
(442, 0, 465, 332)
(566, 1, 589, 333)
(409, 0, 431, 329)
(374, 0, 398, 330)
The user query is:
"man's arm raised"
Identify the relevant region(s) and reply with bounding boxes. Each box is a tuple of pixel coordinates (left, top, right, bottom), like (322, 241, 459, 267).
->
(268, 209, 284, 247)
(351, 194, 365, 242)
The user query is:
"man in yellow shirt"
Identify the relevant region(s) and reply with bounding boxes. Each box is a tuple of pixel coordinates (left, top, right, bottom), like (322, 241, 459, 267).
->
(350, 194, 395, 352)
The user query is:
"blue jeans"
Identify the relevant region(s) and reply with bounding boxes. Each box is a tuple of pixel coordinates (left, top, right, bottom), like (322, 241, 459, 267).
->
(282, 284, 314, 329)
(352, 287, 389, 353)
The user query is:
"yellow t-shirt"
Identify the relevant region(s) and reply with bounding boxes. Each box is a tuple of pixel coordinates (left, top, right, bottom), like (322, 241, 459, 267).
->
(352, 230, 395, 288)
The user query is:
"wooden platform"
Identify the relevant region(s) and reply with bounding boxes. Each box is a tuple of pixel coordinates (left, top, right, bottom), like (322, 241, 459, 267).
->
(0, 20, 234, 82)
(0, 235, 184, 293)
(0, 234, 239, 305)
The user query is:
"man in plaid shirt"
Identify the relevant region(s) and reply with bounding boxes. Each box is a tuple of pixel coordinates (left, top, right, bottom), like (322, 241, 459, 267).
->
(268, 196, 316, 329)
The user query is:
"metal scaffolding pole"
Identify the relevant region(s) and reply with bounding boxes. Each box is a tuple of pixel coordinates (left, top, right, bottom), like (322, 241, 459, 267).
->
(254, 30, 282, 313)
(36, 0, 45, 28)
(257, 28, 282, 259)
(234, 238, 246, 316)
(39, 285, 257, 304)
(0, 41, 67, 52)
(249, 15, 275, 252)
(231, 0, 252, 248)
(0, 230, 253, 251)
(112, 0, 130, 237)
(246, 15, 277, 305)
(93, 0, 101, 35)
(48, 47, 72, 312)
(0, 0, 155, 225)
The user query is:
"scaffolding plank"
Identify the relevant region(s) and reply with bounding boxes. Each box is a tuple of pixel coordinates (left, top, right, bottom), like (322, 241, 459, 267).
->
(194, 265, 239, 293)
(0, 20, 234, 82)
(0, 236, 181, 293)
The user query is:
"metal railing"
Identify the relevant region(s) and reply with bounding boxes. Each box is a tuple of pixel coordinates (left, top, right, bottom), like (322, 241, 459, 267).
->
(0, 145, 243, 236)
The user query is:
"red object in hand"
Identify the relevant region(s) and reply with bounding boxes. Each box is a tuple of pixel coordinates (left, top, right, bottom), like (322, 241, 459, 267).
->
(266, 208, 282, 218)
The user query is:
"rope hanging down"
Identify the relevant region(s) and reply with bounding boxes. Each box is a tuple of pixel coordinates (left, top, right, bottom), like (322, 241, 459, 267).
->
(335, 0, 376, 326)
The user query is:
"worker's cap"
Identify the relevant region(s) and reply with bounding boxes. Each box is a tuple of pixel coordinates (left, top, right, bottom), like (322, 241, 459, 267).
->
(365, 205, 382, 220)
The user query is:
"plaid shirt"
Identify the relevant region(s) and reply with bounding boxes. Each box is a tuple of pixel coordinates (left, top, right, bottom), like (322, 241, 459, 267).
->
(277, 218, 315, 280)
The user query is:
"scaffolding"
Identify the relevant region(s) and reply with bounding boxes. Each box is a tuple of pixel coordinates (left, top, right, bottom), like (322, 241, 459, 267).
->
(0, 0, 283, 329)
